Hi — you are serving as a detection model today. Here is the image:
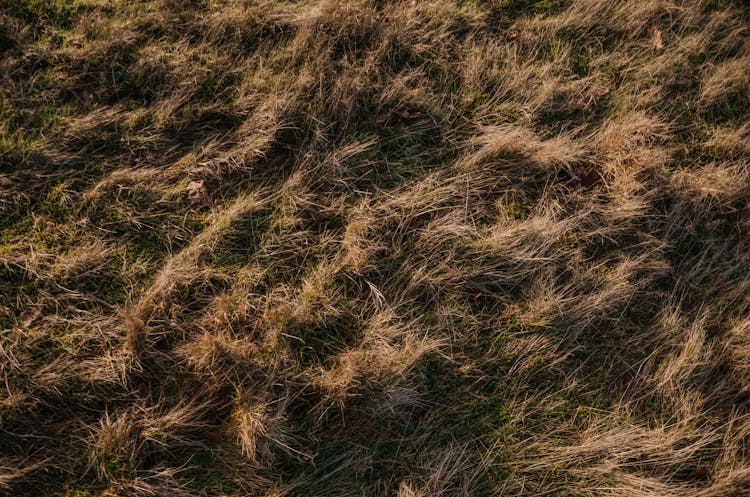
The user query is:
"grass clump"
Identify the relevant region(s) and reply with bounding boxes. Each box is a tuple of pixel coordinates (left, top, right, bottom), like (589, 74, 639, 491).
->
(1, 0, 750, 496)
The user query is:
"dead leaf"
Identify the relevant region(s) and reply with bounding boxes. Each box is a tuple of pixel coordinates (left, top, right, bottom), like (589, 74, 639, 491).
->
(650, 27, 663, 50)
(186, 179, 209, 205)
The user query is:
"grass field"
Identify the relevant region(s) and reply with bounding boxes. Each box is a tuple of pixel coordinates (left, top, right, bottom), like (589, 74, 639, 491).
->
(1, 0, 750, 495)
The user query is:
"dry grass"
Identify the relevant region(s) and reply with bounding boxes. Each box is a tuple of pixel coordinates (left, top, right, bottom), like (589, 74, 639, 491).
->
(1, 0, 749, 495)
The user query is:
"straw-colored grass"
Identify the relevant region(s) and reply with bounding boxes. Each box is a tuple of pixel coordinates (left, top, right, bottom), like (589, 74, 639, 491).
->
(1, 0, 749, 495)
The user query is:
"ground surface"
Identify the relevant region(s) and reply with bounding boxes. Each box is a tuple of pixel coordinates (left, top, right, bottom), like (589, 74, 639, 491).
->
(1, 0, 750, 496)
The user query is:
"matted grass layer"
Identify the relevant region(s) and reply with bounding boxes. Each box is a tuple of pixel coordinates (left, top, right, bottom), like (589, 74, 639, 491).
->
(1, 1, 749, 495)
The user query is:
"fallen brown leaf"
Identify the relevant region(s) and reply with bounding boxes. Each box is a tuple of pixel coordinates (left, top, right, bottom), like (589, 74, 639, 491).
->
(650, 27, 664, 50)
